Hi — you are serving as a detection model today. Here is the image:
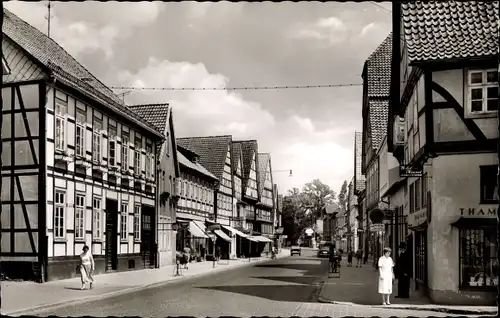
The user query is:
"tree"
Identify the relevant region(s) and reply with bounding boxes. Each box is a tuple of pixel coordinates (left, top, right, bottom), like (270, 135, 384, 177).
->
(281, 188, 307, 244)
(338, 180, 348, 213)
(301, 179, 337, 223)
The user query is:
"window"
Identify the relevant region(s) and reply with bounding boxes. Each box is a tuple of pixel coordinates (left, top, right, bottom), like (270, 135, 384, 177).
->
(414, 179, 421, 211)
(468, 69, 498, 113)
(109, 124, 117, 166)
(409, 183, 415, 214)
(134, 205, 141, 241)
(121, 203, 128, 241)
(122, 132, 129, 170)
(422, 173, 428, 207)
(415, 229, 427, 285)
(55, 100, 67, 151)
(92, 118, 102, 163)
(459, 228, 498, 289)
(75, 109, 86, 157)
(75, 193, 85, 240)
(134, 136, 141, 175)
(480, 165, 498, 204)
(92, 197, 102, 239)
(54, 190, 66, 239)
(146, 142, 153, 179)
(166, 132, 170, 155)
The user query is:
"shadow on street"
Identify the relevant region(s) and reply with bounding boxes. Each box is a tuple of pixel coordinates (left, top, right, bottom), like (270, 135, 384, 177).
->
(198, 284, 320, 302)
(254, 261, 328, 276)
(251, 275, 319, 285)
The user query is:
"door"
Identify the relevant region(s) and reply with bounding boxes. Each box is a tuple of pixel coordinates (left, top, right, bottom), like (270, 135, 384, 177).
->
(105, 199, 118, 271)
(141, 205, 156, 268)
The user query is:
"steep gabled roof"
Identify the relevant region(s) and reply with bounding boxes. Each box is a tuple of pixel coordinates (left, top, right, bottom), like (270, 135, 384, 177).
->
(176, 135, 232, 182)
(129, 104, 170, 135)
(2, 9, 162, 137)
(354, 131, 366, 193)
(257, 153, 271, 197)
(366, 33, 392, 98)
(231, 143, 243, 175)
(233, 140, 258, 192)
(402, 1, 499, 63)
(363, 34, 391, 151)
(177, 150, 218, 181)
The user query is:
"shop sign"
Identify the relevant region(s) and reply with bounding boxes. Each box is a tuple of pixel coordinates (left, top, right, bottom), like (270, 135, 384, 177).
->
(370, 223, 384, 232)
(207, 224, 221, 232)
(408, 208, 427, 228)
(305, 228, 314, 236)
(208, 213, 215, 220)
(208, 233, 216, 241)
(275, 227, 284, 235)
(281, 235, 288, 239)
(459, 207, 496, 217)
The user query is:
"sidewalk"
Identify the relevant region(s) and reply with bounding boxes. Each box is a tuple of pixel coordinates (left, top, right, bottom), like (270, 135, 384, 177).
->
(318, 263, 497, 315)
(1, 249, 290, 316)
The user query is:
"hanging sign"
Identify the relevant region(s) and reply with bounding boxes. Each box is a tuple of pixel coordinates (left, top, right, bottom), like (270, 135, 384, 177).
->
(370, 223, 384, 232)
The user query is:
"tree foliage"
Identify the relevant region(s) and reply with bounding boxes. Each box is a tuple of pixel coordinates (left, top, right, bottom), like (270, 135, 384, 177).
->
(338, 180, 348, 212)
(281, 179, 336, 243)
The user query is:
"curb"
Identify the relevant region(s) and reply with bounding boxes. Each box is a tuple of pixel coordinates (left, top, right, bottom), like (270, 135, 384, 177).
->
(4, 254, 289, 316)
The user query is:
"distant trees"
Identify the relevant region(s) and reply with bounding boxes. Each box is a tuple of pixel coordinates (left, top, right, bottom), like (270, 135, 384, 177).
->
(281, 179, 336, 244)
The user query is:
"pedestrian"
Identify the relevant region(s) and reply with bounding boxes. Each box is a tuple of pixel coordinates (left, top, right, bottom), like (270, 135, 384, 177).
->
(78, 245, 95, 290)
(355, 249, 363, 267)
(378, 247, 395, 305)
(396, 242, 411, 298)
(347, 250, 353, 267)
(183, 244, 191, 269)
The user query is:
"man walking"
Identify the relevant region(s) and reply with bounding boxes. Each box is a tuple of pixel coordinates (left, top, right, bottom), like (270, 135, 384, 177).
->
(396, 242, 411, 298)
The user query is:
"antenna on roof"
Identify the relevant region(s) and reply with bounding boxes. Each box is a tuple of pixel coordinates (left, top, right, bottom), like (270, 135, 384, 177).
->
(45, 1, 53, 38)
(117, 90, 132, 103)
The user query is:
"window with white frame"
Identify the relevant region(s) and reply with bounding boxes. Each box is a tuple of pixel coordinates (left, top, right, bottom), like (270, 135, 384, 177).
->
(92, 197, 102, 239)
(468, 69, 498, 114)
(122, 131, 129, 170)
(75, 193, 85, 240)
(120, 203, 128, 240)
(145, 142, 153, 179)
(134, 136, 141, 175)
(55, 100, 67, 151)
(54, 190, 66, 239)
(109, 124, 117, 166)
(75, 109, 86, 157)
(134, 204, 141, 241)
(92, 118, 102, 163)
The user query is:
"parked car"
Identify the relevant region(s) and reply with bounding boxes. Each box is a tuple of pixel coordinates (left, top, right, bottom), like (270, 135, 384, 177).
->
(317, 246, 330, 258)
(291, 246, 301, 256)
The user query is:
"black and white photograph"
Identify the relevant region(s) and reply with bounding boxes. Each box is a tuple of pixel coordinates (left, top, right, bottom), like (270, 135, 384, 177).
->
(0, 1, 499, 317)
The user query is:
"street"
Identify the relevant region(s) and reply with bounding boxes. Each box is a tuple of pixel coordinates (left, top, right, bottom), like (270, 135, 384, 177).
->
(28, 249, 466, 317)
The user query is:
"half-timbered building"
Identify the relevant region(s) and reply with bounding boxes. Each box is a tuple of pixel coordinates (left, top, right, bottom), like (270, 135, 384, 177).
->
(360, 33, 392, 263)
(128, 104, 180, 267)
(1, 9, 164, 281)
(176, 136, 234, 259)
(175, 145, 218, 257)
(387, 1, 499, 305)
(230, 142, 248, 257)
(353, 131, 367, 254)
(255, 153, 275, 249)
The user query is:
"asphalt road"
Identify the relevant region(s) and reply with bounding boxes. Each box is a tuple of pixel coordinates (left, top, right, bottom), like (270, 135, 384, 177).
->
(32, 249, 465, 317)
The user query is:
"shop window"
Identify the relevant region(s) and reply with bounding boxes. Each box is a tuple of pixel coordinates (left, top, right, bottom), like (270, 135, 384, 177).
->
(415, 230, 427, 285)
(480, 165, 498, 204)
(459, 228, 498, 289)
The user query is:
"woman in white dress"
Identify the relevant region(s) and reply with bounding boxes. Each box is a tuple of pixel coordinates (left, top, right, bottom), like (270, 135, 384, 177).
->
(79, 245, 95, 290)
(378, 247, 394, 305)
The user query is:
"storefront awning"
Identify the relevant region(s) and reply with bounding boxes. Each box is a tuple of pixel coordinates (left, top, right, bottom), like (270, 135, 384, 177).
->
(214, 229, 232, 242)
(192, 220, 208, 232)
(451, 217, 495, 228)
(222, 225, 248, 238)
(253, 236, 273, 243)
(245, 236, 259, 242)
(189, 221, 209, 238)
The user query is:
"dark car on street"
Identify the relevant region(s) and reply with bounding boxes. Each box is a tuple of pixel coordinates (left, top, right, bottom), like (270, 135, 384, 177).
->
(317, 246, 330, 258)
(290, 245, 301, 256)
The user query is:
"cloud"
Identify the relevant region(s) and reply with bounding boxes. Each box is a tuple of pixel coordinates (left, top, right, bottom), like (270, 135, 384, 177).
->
(118, 59, 353, 193)
(290, 16, 349, 46)
(185, 2, 214, 19)
(5, 1, 163, 59)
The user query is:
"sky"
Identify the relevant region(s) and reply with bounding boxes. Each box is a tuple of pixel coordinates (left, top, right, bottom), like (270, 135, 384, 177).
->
(5, 1, 392, 196)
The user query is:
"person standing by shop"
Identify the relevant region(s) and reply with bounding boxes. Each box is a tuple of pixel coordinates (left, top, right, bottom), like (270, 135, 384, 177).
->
(378, 247, 395, 305)
(347, 250, 353, 267)
(355, 249, 363, 267)
(396, 242, 411, 298)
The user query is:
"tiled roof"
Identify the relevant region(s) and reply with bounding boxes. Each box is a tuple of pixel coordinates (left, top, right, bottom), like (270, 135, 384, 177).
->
(402, 1, 499, 63)
(257, 153, 271, 196)
(177, 150, 218, 181)
(176, 135, 232, 182)
(2, 9, 162, 137)
(233, 140, 258, 193)
(231, 143, 243, 175)
(366, 33, 392, 97)
(354, 132, 366, 192)
(368, 100, 389, 150)
(129, 104, 170, 135)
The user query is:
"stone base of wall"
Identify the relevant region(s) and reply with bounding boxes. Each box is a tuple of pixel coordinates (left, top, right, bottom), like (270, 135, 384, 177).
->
(46, 254, 146, 282)
(429, 288, 497, 306)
